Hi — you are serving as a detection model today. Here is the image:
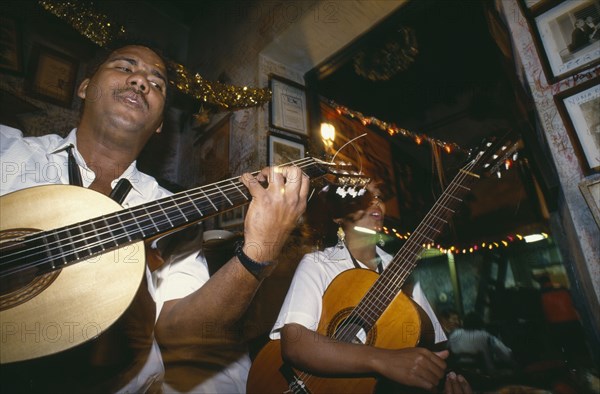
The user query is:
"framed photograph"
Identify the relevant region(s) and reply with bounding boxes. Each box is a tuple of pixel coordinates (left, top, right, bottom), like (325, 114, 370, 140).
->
(26, 44, 79, 107)
(554, 77, 600, 173)
(217, 205, 246, 229)
(268, 133, 306, 167)
(518, 0, 550, 15)
(195, 113, 231, 183)
(0, 16, 23, 74)
(579, 174, 600, 228)
(526, 0, 600, 83)
(269, 75, 309, 137)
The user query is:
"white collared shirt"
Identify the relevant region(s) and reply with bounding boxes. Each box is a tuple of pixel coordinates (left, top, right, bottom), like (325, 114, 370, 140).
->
(0, 125, 211, 393)
(270, 244, 447, 344)
(0, 126, 170, 208)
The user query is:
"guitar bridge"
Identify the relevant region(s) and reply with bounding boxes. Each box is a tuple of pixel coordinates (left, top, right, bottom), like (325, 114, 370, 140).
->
(279, 363, 311, 394)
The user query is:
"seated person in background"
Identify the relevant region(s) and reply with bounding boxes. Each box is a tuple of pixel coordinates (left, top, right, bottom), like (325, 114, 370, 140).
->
(448, 312, 515, 377)
(266, 181, 471, 394)
(439, 307, 463, 337)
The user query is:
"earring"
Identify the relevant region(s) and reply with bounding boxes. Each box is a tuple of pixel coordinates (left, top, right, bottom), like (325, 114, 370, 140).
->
(377, 233, 385, 247)
(336, 226, 345, 249)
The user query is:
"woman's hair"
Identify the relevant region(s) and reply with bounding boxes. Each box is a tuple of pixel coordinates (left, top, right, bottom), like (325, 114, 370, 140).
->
(301, 178, 385, 248)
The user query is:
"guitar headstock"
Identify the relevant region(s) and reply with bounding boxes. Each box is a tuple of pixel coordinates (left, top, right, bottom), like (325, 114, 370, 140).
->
(311, 158, 371, 199)
(467, 132, 522, 178)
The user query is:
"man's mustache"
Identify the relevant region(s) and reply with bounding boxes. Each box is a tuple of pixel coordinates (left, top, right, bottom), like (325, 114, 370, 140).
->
(113, 87, 149, 110)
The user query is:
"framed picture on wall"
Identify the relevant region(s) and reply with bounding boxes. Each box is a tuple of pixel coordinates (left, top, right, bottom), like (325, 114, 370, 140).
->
(0, 16, 23, 74)
(554, 77, 600, 173)
(579, 174, 600, 229)
(217, 205, 246, 229)
(195, 113, 231, 183)
(26, 44, 79, 107)
(269, 75, 309, 137)
(268, 133, 305, 167)
(518, 0, 551, 15)
(524, 0, 600, 83)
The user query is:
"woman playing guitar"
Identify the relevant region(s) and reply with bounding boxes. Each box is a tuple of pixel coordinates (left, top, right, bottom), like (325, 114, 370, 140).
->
(248, 180, 472, 394)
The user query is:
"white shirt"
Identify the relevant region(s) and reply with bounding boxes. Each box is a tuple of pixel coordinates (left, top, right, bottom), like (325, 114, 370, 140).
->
(448, 328, 513, 363)
(270, 244, 447, 344)
(0, 125, 210, 392)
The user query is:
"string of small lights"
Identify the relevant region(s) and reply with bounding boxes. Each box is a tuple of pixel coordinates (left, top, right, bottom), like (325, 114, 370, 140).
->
(327, 99, 465, 154)
(382, 226, 549, 255)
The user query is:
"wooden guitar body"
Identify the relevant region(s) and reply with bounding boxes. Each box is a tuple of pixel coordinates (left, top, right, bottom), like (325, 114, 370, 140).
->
(0, 185, 145, 364)
(248, 134, 520, 393)
(0, 158, 370, 365)
(247, 268, 432, 394)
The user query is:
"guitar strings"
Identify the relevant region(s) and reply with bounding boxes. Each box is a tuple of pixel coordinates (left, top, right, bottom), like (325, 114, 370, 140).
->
(348, 151, 488, 332)
(298, 157, 478, 393)
(292, 155, 481, 393)
(306, 140, 510, 389)
(0, 157, 322, 275)
(329, 156, 479, 339)
(0, 157, 317, 271)
(2, 155, 368, 275)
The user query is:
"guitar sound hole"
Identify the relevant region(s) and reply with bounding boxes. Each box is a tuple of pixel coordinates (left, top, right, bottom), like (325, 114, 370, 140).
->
(328, 307, 377, 345)
(336, 321, 367, 344)
(0, 229, 61, 311)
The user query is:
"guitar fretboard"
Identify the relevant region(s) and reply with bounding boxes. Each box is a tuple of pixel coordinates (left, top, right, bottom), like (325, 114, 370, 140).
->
(1, 158, 329, 277)
(335, 161, 483, 343)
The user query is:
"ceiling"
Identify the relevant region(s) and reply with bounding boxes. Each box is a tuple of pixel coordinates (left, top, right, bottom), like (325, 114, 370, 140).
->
(139, 0, 549, 245)
(308, 0, 550, 244)
(315, 0, 511, 149)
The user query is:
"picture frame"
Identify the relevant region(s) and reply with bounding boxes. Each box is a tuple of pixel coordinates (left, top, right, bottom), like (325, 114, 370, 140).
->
(269, 75, 309, 137)
(217, 205, 246, 229)
(518, 0, 550, 15)
(554, 77, 600, 174)
(579, 174, 600, 229)
(195, 113, 231, 183)
(0, 16, 23, 75)
(267, 133, 306, 167)
(523, 0, 600, 84)
(26, 44, 79, 107)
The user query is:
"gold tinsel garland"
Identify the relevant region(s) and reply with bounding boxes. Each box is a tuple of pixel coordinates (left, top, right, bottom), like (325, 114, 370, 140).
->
(169, 61, 271, 109)
(353, 26, 419, 81)
(38, 0, 271, 111)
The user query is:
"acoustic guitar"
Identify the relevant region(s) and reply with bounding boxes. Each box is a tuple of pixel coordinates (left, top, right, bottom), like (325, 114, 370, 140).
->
(0, 157, 369, 364)
(246, 134, 520, 394)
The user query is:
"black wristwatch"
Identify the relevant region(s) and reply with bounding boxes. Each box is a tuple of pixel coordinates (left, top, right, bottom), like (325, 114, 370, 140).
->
(235, 241, 272, 280)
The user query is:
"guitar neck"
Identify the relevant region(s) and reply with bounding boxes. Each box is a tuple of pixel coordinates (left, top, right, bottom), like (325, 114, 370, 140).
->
(337, 160, 483, 340)
(2, 158, 329, 277)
